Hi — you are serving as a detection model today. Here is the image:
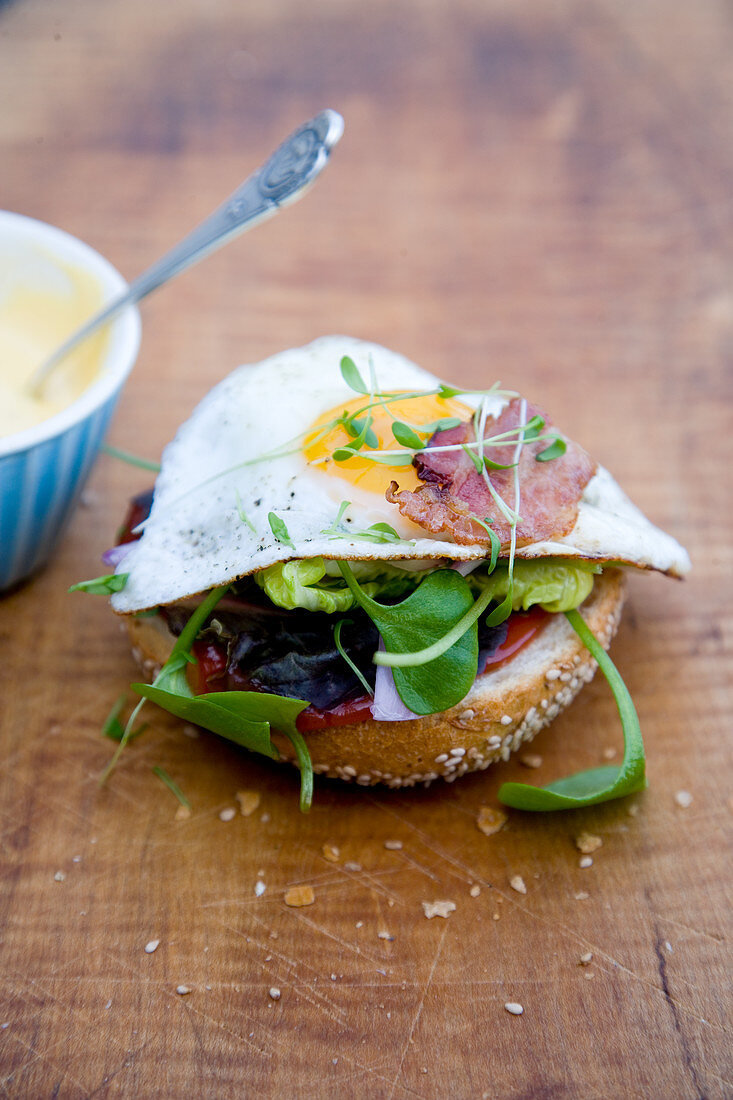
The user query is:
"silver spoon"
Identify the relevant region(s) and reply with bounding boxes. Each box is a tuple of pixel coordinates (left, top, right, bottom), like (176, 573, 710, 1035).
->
(28, 108, 344, 396)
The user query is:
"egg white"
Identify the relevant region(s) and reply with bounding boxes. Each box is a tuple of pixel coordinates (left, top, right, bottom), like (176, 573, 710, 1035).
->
(111, 336, 689, 613)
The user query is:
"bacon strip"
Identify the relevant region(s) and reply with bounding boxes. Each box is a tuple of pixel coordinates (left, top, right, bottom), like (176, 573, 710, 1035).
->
(386, 399, 596, 548)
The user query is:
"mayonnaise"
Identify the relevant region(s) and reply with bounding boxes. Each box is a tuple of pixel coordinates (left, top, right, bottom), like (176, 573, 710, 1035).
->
(0, 259, 108, 438)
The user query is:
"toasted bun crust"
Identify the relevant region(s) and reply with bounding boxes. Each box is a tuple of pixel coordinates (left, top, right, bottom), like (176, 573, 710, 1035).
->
(127, 569, 625, 788)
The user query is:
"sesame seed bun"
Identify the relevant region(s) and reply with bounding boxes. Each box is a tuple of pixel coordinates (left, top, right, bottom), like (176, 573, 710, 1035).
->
(126, 569, 625, 788)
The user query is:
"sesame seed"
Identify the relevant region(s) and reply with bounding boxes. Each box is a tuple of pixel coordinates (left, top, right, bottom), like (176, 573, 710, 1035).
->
(545, 669, 561, 681)
(269, 987, 281, 1000)
(510, 875, 527, 895)
(384, 839, 403, 850)
(434, 753, 449, 764)
(602, 747, 617, 760)
(254, 880, 266, 897)
(377, 930, 394, 941)
(219, 807, 236, 822)
(342, 765, 357, 778)
(470, 885, 481, 898)
(579, 952, 593, 965)
(504, 1002, 524, 1015)
(500, 715, 513, 726)
(675, 789, 693, 808)
(176, 985, 192, 996)
(574, 891, 590, 901)
(579, 856, 593, 869)
(144, 940, 160, 954)
(450, 747, 466, 758)
(53, 871, 66, 882)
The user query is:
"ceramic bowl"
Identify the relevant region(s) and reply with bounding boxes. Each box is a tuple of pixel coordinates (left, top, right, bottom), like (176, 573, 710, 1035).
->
(0, 212, 141, 591)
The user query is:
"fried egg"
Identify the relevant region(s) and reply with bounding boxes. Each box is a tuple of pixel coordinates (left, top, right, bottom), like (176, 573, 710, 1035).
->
(111, 336, 690, 613)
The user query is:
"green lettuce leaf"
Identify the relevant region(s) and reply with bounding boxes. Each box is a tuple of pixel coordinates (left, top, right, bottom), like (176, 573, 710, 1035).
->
(468, 559, 599, 613)
(255, 557, 421, 613)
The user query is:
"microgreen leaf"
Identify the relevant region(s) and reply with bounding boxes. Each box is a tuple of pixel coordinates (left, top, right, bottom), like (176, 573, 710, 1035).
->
(498, 609, 645, 811)
(69, 573, 129, 595)
(268, 512, 295, 550)
(338, 563, 479, 714)
(235, 490, 257, 533)
(391, 422, 424, 449)
(462, 444, 483, 474)
(345, 416, 379, 449)
(321, 500, 352, 536)
(334, 619, 374, 697)
(152, 765, 191, 808)
(437, 384, 464, 399)
(520, 415, 545, 442)
(536, 437, 567, 462)
(483, 456, 517, 471)
(470, 517, 501, 573)
(340, 355, 369, 394)
(102, 443, 161, 472)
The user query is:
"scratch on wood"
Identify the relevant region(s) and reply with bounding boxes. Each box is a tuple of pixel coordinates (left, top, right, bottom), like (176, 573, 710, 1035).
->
(386, 922, 448, 1100)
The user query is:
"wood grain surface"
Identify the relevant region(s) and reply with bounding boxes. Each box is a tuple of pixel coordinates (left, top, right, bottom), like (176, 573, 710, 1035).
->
(1, 1, 731, 1097)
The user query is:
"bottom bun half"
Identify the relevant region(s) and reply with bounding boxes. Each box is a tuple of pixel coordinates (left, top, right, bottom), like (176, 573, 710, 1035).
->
(127, 569, 625, 788)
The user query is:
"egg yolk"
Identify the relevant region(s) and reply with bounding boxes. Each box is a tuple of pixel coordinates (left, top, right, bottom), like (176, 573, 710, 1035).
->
(303, 392, 473, 496)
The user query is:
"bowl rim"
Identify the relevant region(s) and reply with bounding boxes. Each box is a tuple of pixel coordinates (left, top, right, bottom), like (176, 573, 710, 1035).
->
(0, 210, 142, 459)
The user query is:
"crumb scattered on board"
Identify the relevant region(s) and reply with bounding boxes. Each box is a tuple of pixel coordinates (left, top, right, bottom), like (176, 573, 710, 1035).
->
(219, 807, 236, 822)
(579, 856, 593, 869)
(574, 891, 590, 901)
(254, 880, 266, 897)
(269, 987, 281, 1000)
(384, 839, 403, 850)
(675, 789, 693, 808)
(477, 806, 507, 836)
(504, 1002, 524, 1015)
(176, 985, 192, 996)
(236, 790, 260, 817)
(470, 884, 481, 898)
(175, 804, 191, 821)
(509, 875, 527, 895)
(422, 899, 456, 919)
(579, 952, 593, 965)
(322, 843, 340, 862)
(53, 871, 66, 882)
(575, 832, 602, 854)
(520, 753, 543, 768)
(284, 884, 315, 908)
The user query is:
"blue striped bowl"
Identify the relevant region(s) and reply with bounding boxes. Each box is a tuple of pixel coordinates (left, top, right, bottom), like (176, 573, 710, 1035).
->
(0, 213, 141, 591)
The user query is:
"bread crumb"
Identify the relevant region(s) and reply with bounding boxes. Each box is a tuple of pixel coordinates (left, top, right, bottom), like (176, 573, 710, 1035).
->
(260, 812, 271, 823)
(384, 839, 403, 850)
(602, 746, 617, 760)
(509, 875, 527, 895)
(219, 807, 236, 822)
(575, 832, 602, 854)
(182, 724, 199, 739)
(520, 753, 543, 769)
(492, 912, 500, 920)
(579, 856, 593, 869)
(584, 971, 595, 980)
(470, 885, 481, 898)
(176, 985, 192, 995)
(628, 803, 639, 816)
(574, 891, 590, 901)
(284, 884, 315, 908)
(236, 790, 260, 817)
(504, 1002, 523, 1015)
(144, 939, 160, 954)
(53, 871, 66, 882)
(378, 930, 394, 941)
(269, 987, 281, 1000)
(579, 952, 593, 965)
(175, 804, 191, 821)
(477, 806, 507, 837)
(422, 899, 456, 919)
(675, 789, 693, 808)
(322, 843, 340, 862)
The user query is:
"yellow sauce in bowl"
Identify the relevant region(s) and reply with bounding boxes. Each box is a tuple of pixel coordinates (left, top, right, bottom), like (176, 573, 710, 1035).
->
(0, 259, 108, 438)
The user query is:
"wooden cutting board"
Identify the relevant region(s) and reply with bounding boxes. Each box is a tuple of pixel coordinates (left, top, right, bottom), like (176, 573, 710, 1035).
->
(1, 1, 730, 1096)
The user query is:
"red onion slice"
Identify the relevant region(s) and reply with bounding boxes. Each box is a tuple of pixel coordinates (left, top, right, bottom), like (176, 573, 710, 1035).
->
(371, 638, 420, 722)
(102, 543, 134, 568)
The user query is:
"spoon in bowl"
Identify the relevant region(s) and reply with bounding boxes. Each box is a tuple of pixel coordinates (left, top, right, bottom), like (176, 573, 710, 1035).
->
(28, 108, 344, 396)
